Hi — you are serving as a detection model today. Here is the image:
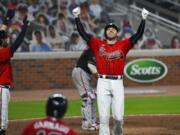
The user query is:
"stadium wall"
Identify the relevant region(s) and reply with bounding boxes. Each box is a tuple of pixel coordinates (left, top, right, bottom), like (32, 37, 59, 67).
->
(12, 50, 180, 90)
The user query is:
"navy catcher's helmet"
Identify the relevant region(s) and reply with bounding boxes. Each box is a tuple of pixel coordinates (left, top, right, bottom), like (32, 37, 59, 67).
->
(46, 93, 68, 118)
(104, 23, 119, 38)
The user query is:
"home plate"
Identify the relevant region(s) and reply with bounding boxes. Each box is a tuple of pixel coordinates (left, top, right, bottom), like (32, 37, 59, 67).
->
(125, 88, 165, 94)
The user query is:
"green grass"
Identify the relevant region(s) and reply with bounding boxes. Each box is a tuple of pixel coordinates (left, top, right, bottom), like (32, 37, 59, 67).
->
(9, 96, 180, 120)
(9, 101, 46, 120)
(125, 96, 180, 114)
(9, 100, 82, 120)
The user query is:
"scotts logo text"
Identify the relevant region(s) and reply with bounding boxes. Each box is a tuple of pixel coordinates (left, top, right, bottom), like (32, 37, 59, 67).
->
(124, 59, 168, 83)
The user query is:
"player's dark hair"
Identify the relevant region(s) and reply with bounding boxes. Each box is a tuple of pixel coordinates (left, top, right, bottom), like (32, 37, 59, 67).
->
(46, 93, 68, 119)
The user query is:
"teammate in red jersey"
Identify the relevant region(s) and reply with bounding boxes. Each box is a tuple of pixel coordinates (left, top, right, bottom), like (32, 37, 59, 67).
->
(72, 7, 149, 135)
(22, 93, 77, 135)
(0, 9, 28, 135)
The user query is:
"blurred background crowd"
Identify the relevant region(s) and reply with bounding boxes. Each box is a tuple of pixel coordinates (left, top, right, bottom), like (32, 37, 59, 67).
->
(0, 0, 179, 53)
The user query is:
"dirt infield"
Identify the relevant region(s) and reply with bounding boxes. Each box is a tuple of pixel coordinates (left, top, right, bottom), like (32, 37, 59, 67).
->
(10, 85, 180, 101)
(8, 85, 180, 135)
(7, 115, 180, 135)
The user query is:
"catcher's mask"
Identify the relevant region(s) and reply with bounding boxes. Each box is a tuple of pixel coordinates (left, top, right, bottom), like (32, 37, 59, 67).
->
(46, 93, 68, 119)
(104, 23, 119, 39)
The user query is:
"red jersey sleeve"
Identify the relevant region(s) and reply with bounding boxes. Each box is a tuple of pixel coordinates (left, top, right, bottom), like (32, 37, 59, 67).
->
(119, 38, 132, 55)
(0, 48, 12, 63)
(88, 36, 101, 53)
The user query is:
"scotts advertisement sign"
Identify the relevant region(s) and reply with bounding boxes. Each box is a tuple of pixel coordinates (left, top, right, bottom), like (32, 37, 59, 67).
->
(124, 59, 168, 83)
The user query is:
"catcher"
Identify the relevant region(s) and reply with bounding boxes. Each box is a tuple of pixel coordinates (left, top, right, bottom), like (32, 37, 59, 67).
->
(72, 48, 98, 130)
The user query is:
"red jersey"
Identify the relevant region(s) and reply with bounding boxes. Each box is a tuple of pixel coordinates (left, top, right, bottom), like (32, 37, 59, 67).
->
(0, 48, 13, 85)
(89, 37, 132, 75)
(22, 117, 77, 135)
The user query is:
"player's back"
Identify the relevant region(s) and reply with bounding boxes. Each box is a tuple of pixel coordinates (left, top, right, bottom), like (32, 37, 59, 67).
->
(22, 117, 77, 135)
(76, 48, 95, 74)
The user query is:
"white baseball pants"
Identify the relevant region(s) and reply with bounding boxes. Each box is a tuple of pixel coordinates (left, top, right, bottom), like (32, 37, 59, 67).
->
(97, 78, 124, 135)
(0, 86, 10, 130)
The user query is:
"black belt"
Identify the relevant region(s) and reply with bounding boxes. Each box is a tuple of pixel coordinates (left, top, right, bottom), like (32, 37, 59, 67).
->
(98, 75, 123, 80)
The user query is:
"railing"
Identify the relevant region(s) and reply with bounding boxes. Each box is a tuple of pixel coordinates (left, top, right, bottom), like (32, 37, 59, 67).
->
(162, 0, 180, 8)
(101, 0, 127, 14)
(130, 5, 180, 32)
(101, 1, 179, 46)
(102, 1, 180, 32)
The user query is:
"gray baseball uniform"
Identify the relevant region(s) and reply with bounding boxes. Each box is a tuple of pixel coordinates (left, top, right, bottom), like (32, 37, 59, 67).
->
(72, 48, 98, 130)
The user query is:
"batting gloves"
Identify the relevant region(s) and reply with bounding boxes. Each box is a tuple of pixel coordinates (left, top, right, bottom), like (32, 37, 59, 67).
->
(72, 7, 81, 18)
(142, 8, 149, 20)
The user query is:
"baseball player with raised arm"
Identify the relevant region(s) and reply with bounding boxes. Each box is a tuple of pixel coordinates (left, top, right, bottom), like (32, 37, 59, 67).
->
(22, 93, 77, 135)
(0, 10, 29, 135)
(72, 48, 98, 130)
(72, 7, 149, 135)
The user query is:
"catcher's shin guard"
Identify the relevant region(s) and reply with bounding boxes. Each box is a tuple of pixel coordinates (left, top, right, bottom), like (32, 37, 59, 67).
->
(81, 97, 93, 124)
(81, 94, 97, 129)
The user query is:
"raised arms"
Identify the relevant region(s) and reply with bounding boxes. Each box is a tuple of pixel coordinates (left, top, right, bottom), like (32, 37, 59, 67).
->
(10, 16, 29, 54)
(130, 8, 149, 45)
(72, 7, 92, 43)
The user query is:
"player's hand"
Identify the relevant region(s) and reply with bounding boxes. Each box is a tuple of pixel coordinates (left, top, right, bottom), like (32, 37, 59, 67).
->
(72, 7, 81, 18)
(141, 8, 149, 20)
